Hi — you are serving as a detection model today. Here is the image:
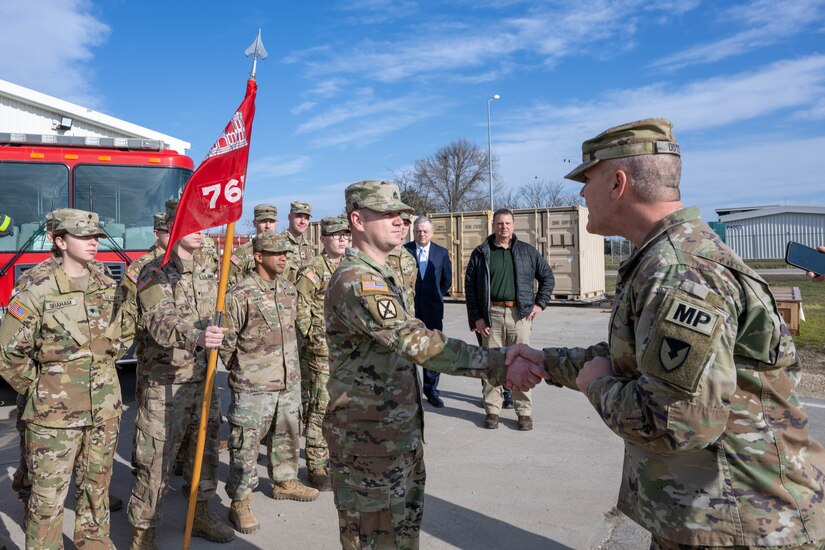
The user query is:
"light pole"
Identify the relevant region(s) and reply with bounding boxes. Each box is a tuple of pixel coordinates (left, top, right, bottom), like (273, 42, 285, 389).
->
(487, 94, 500, 211)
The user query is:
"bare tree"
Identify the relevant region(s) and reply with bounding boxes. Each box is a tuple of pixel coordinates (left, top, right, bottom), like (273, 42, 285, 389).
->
(413, 139, 491, 212)
(390, 168, 437, 215)
(495, 188, 522, 210)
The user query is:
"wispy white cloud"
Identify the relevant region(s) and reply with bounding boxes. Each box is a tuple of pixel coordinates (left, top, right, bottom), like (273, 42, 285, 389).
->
(335, 0, 419, 25)
(491, 55, 825, 215)
(651, 0, 825, 71)
(248, 154, 312, 179)
(296, 89, 410, 134)
(0, 0, 110, 106)
(290, 101, 317, 115)
(311, 113, 422, 148)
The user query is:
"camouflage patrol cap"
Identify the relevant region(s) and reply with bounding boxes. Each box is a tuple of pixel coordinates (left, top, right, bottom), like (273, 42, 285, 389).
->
(153, 212, 167, 230)
(253, 232, 292, 253)
(254, 203, 278, 222)
(345, 180, 413, 214)
(290, 201, 312, 216)
(321, 216, 350, 236)
(53, 208, 107, 237)
(565, 118, 680, 183)
(165, 199, 179, 222)
(46, 208, 75, 232)
(400, 211, 413, 224)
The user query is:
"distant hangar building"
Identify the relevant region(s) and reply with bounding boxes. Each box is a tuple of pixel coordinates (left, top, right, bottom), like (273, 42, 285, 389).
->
(716, 205, 825, 260)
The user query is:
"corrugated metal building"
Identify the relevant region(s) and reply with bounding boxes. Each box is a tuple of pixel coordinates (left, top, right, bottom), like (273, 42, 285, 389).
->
(717, 206, 825, 259)
(0, 78, 189, 153)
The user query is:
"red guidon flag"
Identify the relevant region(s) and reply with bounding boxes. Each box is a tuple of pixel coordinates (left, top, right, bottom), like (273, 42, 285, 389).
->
(163, 78, 257, 264)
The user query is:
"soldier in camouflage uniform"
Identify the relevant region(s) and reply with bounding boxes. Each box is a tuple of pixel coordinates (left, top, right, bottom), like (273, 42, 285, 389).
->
(128, 199, 234, 549)
(221, 232, 318, 534)
(0, 209, 132, 549)
(120, 212, 169, 340)
(386, 211, 418, 317)
(227, 203, 278, 286)
(10, 209, 124, 516)
(281, 201, 316, 284)
(508, 118, 825, 549)
(294, 216, 350, 491)
(323, 180, 543, 549)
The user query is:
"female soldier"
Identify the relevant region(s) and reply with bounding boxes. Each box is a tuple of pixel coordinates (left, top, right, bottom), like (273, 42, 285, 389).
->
(0, 208, 131, 549)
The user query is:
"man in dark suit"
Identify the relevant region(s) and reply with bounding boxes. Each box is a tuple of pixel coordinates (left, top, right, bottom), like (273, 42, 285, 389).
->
(404, 215, 453, 408)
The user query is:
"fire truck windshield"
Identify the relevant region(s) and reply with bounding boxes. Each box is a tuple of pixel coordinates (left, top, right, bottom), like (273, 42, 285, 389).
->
(0, 163, 191, 253)
(0, 162, 69, 252)
(74, 164, 191, 251)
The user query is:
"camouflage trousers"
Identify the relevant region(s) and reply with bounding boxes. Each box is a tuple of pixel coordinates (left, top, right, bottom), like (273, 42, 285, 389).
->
(12, 393, 32, 501)
(128, 382, 221, 529)
(25, 417, 120, 550)
(299, 343, 310, 421)
(304, 354, 330, 472)
(330, 448, 426, 550)
(650, 535, 825, 550)
(225, 383, 301, 501)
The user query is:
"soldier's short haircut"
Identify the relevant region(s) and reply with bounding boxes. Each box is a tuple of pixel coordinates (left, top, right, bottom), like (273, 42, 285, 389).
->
(413, 216, 432, 230)
(493, 208, 514, 222)
(607, 155, 681, 202)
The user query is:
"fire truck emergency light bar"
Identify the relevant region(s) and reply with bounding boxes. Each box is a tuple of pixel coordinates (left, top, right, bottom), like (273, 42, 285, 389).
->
(0, 132, 168, 151)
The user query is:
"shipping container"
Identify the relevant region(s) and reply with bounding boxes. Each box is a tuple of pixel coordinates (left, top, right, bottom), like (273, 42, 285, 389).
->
(306, 206, 604, 302)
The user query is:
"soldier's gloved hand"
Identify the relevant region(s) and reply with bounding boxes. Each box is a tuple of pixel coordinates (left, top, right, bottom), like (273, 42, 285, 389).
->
(197, 325, 228, 350)
(575, 356, 614, 393)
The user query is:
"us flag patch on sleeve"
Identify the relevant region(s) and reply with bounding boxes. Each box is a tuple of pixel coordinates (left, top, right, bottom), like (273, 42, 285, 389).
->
(361, 280, 389, 293)
(8, 299, 29, 321)
(126, 268, 139, 284)
(230, 254, 241, 266)
(137, 275, 153, 292)
(303, 270, 320, 285)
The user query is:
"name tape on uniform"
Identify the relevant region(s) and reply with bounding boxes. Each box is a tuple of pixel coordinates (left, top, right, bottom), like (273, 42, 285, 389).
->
(46, 299, 78, 310)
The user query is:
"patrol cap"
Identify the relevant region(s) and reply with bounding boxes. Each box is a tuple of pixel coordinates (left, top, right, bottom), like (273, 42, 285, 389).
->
(565, 118, 680, 183)
(290, 201, 312, 216)
(321, 216, 350, 236)
(46, 208, 73, 233)
(254, 204, 278, 222)
(165, 199, 179, 222)
(153, 212, 167, 230)
(345, 180, 413, 214)
(253, 232, 292, 253)
(53, 208, 107, 238)
(400, 211, 413, 224)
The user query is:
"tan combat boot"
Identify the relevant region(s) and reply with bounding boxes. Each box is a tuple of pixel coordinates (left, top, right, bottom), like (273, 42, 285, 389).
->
(272, 479, 319, 501)
(192, 500, 235, 543)
(308, 469, 332, 491)
(130, 527, 158, 550)
(229, 497, 260, 534)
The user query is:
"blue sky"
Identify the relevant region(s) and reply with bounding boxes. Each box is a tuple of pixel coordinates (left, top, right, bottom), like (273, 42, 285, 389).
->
(2, 0, 823, 230)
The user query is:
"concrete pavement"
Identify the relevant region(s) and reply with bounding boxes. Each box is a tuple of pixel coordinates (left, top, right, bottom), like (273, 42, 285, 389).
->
(1, 302, 823, 549)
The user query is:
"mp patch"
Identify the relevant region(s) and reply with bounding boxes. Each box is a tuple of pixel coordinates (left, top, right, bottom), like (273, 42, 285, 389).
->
(641, 288, 726, 395)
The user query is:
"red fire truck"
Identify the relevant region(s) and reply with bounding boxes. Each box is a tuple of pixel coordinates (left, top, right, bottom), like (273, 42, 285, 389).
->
(0, 132, 194, 318)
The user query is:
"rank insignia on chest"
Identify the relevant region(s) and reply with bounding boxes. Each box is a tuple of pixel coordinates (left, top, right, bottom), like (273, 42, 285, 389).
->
(660, 336, 690, 371)
(361, 280, 389, 293)
(8, 299, 29, 321)
(376, 298, 398, 319)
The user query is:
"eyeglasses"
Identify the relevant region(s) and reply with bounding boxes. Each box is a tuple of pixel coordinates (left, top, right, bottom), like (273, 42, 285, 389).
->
(330, 233, 351, 241)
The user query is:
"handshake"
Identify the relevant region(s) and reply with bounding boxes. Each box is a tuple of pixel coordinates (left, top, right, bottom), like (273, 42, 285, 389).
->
(503, 344, 550, 392)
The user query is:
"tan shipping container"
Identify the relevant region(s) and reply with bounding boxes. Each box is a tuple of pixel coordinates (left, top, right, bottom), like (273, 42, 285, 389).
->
(307, 207, 604, 302)
(429, 206, 604, 301)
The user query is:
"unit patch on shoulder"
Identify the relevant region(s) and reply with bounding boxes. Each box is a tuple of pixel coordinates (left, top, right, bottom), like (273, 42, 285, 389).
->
(302, 270, 320, 285)
(376, 298, 397, 320)
(7, 299, 29, 321)
(361, 280, 389, 293)
(641, 289, 726, 395)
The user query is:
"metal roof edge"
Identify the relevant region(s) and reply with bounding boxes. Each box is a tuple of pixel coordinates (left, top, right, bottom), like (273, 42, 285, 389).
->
(0, 78, 191, 155)
(719, 205, 825, 222)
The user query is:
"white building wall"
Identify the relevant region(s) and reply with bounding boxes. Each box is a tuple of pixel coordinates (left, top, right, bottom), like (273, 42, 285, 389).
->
(0, 94, 117, 138)
(725, 213, 825, 259)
